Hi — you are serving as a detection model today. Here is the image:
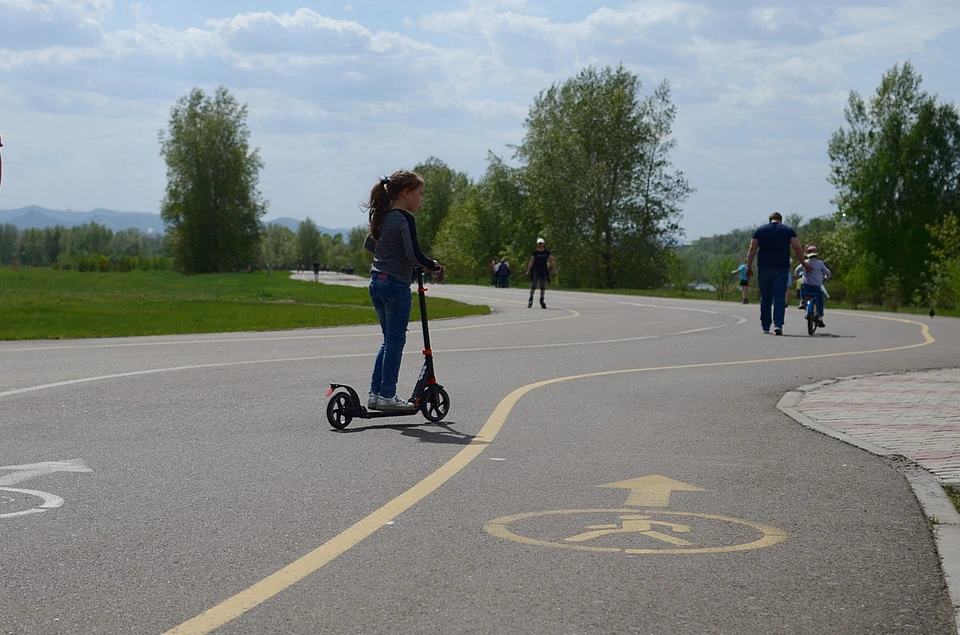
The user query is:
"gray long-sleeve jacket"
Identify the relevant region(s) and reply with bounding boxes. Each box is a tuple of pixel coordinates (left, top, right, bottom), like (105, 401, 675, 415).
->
(794, 258, 831, 286)
(364, 209, 436, 284)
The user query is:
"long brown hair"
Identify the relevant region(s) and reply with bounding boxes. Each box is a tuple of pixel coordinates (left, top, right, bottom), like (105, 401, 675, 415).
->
(364, 170, 424, 240)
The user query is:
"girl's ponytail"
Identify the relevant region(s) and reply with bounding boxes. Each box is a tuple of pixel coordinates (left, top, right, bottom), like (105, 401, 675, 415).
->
(363, 170, 424, 240)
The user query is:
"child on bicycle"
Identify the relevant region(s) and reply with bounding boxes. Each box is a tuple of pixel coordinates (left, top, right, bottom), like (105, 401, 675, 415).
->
(793, 245, 831, 328)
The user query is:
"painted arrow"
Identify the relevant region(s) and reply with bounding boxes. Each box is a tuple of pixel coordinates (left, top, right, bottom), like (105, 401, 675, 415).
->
(0, 459, 93, 487)
(598, 475, 707, 508)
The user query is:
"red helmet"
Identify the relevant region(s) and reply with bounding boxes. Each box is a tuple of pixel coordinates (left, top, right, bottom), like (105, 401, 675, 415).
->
(805, 245, 819, 257)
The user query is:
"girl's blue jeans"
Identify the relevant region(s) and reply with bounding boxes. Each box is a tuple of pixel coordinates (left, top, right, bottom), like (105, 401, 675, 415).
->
(369, 273, 412, 399)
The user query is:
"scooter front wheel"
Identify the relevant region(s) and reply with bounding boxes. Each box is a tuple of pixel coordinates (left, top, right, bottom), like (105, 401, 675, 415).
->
(420, 385, 450, 423)
(326, 392, 355, 429)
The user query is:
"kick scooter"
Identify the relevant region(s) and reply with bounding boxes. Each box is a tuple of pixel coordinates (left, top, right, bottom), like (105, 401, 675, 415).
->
(325, 268, 451, 429)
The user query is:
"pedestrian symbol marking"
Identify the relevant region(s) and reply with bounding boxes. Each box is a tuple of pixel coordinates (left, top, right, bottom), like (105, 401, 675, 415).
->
(566, 513, 694, 546)
(484, 475, 786, 555)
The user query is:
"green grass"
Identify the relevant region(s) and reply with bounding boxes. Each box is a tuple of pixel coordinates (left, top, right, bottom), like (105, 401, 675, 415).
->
(946, 485, 960, 515)
(0, 268, 488, 340)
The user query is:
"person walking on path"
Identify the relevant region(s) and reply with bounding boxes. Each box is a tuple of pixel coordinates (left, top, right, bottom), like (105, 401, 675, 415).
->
(526, 237, 559, 308)
(363, 170, 442, 412)
(731, 262, 750, 304)
(745, 212, 810, 335)
(490, 258, 500, 287)
(497, 257, 511, 288)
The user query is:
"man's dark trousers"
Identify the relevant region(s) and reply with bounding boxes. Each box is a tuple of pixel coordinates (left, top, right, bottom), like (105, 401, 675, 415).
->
(758, 266, 789, 331)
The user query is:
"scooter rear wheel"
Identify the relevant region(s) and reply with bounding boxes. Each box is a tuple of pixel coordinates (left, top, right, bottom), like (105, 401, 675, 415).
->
(420, 386, 450, 423)
(326, 392, 354, 429)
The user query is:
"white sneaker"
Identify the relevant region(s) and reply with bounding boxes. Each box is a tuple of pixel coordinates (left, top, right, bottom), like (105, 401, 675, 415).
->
(376, 394, 416, 411)
(367, 392, 379, 409)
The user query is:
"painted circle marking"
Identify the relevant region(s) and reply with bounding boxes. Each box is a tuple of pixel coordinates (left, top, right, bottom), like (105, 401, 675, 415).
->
(0, 487, 64, 519)
(484, 508, 787, 555)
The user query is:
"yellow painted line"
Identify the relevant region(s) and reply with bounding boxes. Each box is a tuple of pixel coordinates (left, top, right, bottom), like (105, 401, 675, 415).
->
(484, 509, 787, 555)
(165, 314, 933, 634)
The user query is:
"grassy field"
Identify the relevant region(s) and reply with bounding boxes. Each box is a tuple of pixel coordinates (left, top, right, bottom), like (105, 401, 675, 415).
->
(1, 268, 952, 341)
(0, 268, 489, 340)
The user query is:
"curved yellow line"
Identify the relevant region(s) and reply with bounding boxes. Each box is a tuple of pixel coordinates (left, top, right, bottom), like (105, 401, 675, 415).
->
(165, 315, 934, 634)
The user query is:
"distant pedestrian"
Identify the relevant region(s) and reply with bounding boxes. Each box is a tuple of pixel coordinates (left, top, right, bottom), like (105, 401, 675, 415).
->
(731, 262, 749, 304)
(491, 258, 500, 287)
(526, 238, 558, 308)
(313, 260, 320, 282)
(497, 257, 511, 288)
(744, 212, 810, 335)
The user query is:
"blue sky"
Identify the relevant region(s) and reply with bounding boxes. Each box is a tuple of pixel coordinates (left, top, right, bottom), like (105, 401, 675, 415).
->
(0, 0, 957, 239)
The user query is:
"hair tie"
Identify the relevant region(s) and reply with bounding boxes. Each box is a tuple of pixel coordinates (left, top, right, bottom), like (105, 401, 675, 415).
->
(379, 175, 390, 191)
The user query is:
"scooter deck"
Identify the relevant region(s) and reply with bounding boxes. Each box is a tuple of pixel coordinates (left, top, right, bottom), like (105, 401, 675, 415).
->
(347, 405, 421, 419)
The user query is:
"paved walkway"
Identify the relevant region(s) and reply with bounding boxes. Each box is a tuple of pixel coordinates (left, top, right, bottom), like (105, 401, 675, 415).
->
(779, 368, 960, 631)
(791, 368, 960, 484)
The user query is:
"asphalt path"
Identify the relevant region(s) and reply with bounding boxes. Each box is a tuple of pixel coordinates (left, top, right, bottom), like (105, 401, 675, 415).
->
(2, 274, 959, 634)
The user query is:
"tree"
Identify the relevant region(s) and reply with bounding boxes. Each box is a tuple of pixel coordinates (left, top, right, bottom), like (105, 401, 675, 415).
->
(516, 66, 691, 288)
(160, 87, 267, 273)
(260, 224, 298, 269)
(707, 255, 738, 300)
(828, 62, 960, 303)
(665, 250, 692, 295)
(0, 223, 17, 265)
(433, 185, 486, 281)
(297, 218, 324, 266)
(412, 157, 470, 253)
(923, 213, 960, 308)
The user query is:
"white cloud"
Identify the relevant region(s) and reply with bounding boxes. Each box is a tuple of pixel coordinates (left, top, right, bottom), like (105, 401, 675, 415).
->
(0, 0, 958, 237)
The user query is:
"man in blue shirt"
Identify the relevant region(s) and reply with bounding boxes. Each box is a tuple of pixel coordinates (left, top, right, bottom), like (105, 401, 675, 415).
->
(745, 212, 810, 335)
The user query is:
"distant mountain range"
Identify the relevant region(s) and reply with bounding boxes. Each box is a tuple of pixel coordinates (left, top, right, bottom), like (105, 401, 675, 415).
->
(263, 216, 355, 237)
(0, 206, 353, 236)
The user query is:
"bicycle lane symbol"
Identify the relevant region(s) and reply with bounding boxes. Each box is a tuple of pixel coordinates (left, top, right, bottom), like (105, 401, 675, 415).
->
(0, 459, 93, 520)
(485, 475, 787, 555)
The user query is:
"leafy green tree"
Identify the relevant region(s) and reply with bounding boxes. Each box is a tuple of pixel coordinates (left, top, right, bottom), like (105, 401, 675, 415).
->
(297, 218, 324, 267)
(159, 87, 267, 273)
(0, 223, 17, 265)
(17, 228, 46, 265)
(71, 222, 113, 255)
(260, 224, 298, 269)
(433, 185, 486, 281)
(346, 225, 372, 273)
(923, 213, 960, 308)
(828, 61, 960, 303)
(517, 66, 691, 288)
(665, 250, 692, 295)
(707, 255, 738, 300)
(412, 157, 470, 253)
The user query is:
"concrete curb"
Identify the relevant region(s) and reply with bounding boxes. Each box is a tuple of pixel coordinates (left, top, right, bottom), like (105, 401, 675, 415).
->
(778, 386, 960, 634)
